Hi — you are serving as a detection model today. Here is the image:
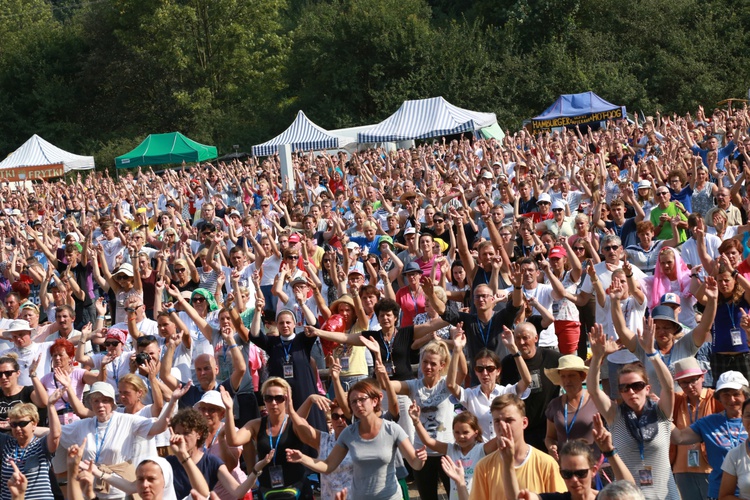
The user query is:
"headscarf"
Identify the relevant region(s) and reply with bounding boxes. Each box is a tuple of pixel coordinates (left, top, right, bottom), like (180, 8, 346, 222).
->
(136, 456, 177, 500)
(649, 247, 691, 311)
(191, 288, 219, 312)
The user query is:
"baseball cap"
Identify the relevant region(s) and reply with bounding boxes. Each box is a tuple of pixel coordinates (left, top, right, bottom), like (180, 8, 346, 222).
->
(660, 293, 680, 307)
(715, 371, 749, 394)
(348, 262, 366, 277)
(481, 171, 493, 179)
(537, 193, 552, 204)
(404, 227, 417, 236)
(89, 382, 116, 401)
(548, 246, 567, 259)
(194, 390, 225, 410)
(551, 200, 566, 211)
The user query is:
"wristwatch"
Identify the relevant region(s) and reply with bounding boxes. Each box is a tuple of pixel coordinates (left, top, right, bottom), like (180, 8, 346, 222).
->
(512, 352, 522, 358)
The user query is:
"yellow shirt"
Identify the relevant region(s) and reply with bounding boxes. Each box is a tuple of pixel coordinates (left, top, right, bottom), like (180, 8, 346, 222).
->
(469, 446, 567, 500)
(332, 324, 368, 377)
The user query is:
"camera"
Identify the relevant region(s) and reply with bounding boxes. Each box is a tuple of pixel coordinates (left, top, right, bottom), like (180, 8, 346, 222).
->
(135, 352, 151, 366)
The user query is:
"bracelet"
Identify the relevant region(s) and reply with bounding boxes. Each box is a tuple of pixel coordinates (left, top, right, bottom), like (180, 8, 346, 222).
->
(602, 448, 618, 458)
(645, 351, 659, 358)
(253, 467, 263, 476)
(625, 274, 633, 278)
(180, 455, 191, 465)
(97, 315, 105, 319)
(229, 344, 241, 349)
(732, 269, 739, 277)
(514, 286, 522, 290)
(690, 274, 699, 279)
(166, 308, 176, 314)
(99, 470, 106, 480)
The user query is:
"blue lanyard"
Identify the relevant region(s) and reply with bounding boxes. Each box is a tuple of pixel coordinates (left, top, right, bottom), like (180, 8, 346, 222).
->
(727, 303, 737, 329)
(203, 426, 222, 452)
(658, 346, 672, 367)
(409, 291, 421, 313)
(268, 416, 288, 465)
(94, 417, 114, 464)
(477, 318, 493, 347)
(564, 394, 584, 440)
(726, 412, 744, 449)
(112, 358, 120, 388)
(14, 438, 35, 463)
(687, 401, 699, 424)
(281, 340, 293, 362)
(380, 330, 395, 362)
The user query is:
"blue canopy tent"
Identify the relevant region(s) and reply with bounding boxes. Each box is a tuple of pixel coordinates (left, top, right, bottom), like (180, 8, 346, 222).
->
(251, 110, 352, 156)
(531, 92, 626, 133)
(357, 96, 497, 143)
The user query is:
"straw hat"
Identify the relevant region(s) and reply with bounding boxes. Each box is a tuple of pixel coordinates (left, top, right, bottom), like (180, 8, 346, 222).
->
(330, 294, 356, 316)
(544, 355, 589, 386)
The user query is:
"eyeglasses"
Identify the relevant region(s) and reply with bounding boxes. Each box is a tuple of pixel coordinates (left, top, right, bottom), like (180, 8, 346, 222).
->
(104, 341, 120, 348)
(560, 469, 590, 480)
(349, 395, 371, 406)
(286, 255, 299, 260)
(552, 208, 564, 213)
(263, 394, 286, 404)
(537, 201, 550, 205)
(657, 192, 670, 196)
(500, 233, 511, 237)
(331, 413, 347, 421)
(191, 297, 206, 303)
(434, 219, 445, 223)
(677, 375, 702, 386)
(602, 245, 620, 252)
(573, 247, 585, 251)
(0, 370, 17, 378)
(174, 268, 186, 273)
(618, 381, 648, 393)
(9, 421, 32, 429)
(474, 365, 497, 373)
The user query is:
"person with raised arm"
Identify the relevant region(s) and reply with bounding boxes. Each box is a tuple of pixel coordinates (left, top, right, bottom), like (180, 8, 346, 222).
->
(587, 321, 678, 500)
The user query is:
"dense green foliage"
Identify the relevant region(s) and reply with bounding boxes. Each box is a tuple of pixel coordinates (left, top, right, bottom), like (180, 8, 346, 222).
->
(0, 0, 747, 167)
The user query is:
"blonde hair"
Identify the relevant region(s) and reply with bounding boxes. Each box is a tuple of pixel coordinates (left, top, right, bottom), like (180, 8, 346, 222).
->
(362, 221, 377, 231)
(8, 403, 39, 423)
(261, 377, 292, 398)
(119, 374, 148, 401)
(420, 340, 451, 375)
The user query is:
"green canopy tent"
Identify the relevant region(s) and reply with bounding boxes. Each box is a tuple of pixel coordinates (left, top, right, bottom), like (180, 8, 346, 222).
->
(115, 132, 217, 168)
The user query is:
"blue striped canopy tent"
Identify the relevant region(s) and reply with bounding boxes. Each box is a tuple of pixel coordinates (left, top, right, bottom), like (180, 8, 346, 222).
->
(252, 110, 350, 156)
(357, 97, 497, 143)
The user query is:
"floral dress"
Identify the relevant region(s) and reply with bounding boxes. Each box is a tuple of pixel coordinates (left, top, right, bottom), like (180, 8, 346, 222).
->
(320, 432, 353, 500)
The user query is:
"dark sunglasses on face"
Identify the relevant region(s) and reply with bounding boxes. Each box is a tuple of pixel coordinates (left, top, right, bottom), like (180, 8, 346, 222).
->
(174, 268, 186, 273)
(618, 381, 647, 393)
(9, 421, 32, 429)
(560, 469, 589, 480)
(0, 370, 16, 378)
(286, 255, 299, 260)
(104, 341, 120, 348)
(264, 394, 287, 404)
(474, 365, 497, 373)
(191, 297, 206, 303)
(602, 245, 620, 252)
(331, 413, 347, 421)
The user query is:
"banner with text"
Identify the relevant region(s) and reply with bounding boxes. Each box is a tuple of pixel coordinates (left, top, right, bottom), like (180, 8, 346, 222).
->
(0, 163, 65, 182)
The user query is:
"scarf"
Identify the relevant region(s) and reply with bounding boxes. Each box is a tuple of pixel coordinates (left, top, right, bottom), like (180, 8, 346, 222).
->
(191, 288, 219, 312)
(649, 248, 691, 310)
(621, 399, 660, 448)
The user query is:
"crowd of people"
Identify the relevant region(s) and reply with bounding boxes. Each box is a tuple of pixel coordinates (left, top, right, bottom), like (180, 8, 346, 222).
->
(0, 104, 749, 500)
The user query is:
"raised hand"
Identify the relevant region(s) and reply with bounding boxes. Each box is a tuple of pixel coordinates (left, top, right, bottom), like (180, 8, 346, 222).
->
(496, 420, 515, 464)
(510, 262, 523, 288)
(588, 324, 607, 359)
(219, 385, 234, 410)
(440, 456, 465, 486)
(638, 317, 657, 356)
(592, 413, 614, 453)
(7, 460, 28, 499)
(28, 355, 41, 374)
(500, 325, 517, 353)
(408, 400, 421, 422)
(704, 275, 718, 299)
(285, 449, 305, 463)
(452, 322, 466, 351)
(171, 380, 193, 401)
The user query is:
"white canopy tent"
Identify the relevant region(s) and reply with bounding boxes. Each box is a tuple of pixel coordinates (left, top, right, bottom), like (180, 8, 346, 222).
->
(0, 134, 94, 181)
(358, 96, 498, 143)
(252, 111, 355, 156)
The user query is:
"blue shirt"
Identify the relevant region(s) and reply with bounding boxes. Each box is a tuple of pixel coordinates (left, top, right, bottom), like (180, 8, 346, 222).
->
(690, 412, 748, 497)
(692, 141, 735, 171)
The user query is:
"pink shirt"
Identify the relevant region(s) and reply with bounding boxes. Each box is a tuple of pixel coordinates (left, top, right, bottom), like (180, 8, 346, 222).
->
(396, 287, 426, 327)
(40, 367, 86, 414)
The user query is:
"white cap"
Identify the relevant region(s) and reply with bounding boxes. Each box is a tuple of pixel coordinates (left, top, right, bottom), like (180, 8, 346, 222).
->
(114, 263, 134, 277)
(348, 262, 366, 277)
(638, 180, 651, 190)
(65, 232, 80, 242)
(404, 227, 417, 236)
(537, 193, 552, 204)
(89, 382, 116, 401)
(193, 390, 225, 410)
(716, 371, 749, 393)
(481, 171, 493, 179)
(551, 200, 566, 211)
(345, 242, 359, 251)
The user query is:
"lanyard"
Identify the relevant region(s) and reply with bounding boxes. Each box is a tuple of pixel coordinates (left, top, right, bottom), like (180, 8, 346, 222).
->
(112, 358, 120, 387)
(281, 340, 293, 362)
(409, 290, 421, 314)
(295, 304, 305, 326)
(687, 401, 699, 425)
(14, 438, 36, 463)
(564, 394, 584, 440)
(268, 416, 288, 465)
(726, 412, 744, 449)
(658, 346, 672, 367)
(380, 330, 396, 362)
(727, 303, 737, 329)
(94, 416, 114, 464)
(477, 318, 493, 347)
(53, 376, 71, 411)
(204, 426, 222, 452)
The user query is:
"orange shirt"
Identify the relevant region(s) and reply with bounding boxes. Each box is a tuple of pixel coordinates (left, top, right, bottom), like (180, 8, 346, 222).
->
(671, 388, 724, 474)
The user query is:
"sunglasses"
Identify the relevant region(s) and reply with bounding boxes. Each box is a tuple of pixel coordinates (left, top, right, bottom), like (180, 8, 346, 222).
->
(657, 192, 670, 196)
(104, 341, 120, 348)
(264, 394, 287, 404)
(618, 381, 647, 393)
(560, 469, 589, 480)
(331, 413, 347, 421)
(174, 268, 186, 273)
(286, 255, 299, 260)
(537, 201, 550, 205)
(552, 208, 564, 213)
(9, 421, 32, 429)
(0, 370, 17, 378)
(434, 219, 445, 223)
(573, 247, 585, 251)
(191, 297, 206, 303)
(602, 245, 620, 252)
(474, 365, 497, 373)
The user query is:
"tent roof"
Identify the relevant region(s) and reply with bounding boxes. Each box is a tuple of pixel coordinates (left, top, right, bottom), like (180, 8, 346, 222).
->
(115, 132, 217, 169)
(357, 97, 497, 143)
(252, 111, 351, 156)
(533, 91, 623, 121)
(0, 134, 94, 171)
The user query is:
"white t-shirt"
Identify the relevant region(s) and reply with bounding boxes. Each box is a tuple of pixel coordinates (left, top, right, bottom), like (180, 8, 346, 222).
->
(447, 443, 486, 500)
(681, 235, 721, 268)
(505, 283, 557, 348)
(406, 377, 454, 456)
(111, 319, 159, 352)
(0, 342, 54, 386)
(92, 350, 133, 392)
(721, 441, 750, 499)
(221, 264, 256, 309)
(604, 296, 645, 365)
(457, 383, 531, 441)
(581, 261, 646, 325)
